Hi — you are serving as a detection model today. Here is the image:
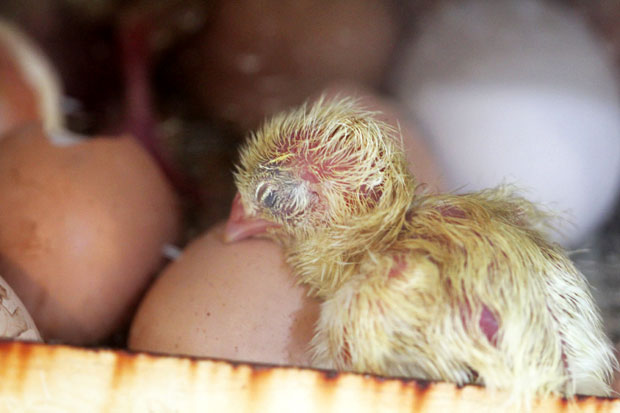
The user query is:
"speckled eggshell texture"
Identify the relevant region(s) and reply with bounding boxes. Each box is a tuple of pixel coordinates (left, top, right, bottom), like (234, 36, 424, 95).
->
(129, 223, 319, 367)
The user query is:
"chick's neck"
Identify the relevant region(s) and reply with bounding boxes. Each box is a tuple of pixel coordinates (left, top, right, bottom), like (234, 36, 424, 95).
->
(284, 200, 411, 298)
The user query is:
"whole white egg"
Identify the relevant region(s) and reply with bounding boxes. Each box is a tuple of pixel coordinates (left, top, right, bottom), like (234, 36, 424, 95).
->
(392, 0, 620, 246)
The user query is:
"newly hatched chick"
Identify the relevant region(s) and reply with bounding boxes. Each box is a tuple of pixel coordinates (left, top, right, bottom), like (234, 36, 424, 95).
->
(224, 98, 616, 405)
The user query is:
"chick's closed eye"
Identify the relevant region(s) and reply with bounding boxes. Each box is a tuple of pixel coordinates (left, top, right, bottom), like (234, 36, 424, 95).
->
(255, 182, 278, 208)
(254, 177, 320, 225)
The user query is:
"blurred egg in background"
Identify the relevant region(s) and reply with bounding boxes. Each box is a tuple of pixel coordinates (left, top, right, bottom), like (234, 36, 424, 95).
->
(166, 0, 400, 131)
(391, 0, 620, 247)
(0, 124, 180, 344)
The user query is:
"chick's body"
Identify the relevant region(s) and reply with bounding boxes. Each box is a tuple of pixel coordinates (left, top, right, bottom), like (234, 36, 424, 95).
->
(226, 98, 615, 403)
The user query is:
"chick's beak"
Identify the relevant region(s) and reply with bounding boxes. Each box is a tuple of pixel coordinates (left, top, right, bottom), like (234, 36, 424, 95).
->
(224, 192, 278, 242)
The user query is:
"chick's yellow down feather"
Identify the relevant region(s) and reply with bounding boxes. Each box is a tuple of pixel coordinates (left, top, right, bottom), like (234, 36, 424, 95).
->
(225, 97, 616, 404)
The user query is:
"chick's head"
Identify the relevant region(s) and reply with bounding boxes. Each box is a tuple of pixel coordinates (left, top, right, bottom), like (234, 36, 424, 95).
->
(226, 98, 415, 244)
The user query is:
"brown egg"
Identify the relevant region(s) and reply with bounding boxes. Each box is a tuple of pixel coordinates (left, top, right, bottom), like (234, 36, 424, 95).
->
(175, 0, 399, 130)
(0, 274, 41, 341)
(0, 124, 180, 344)
(317, 82, 445, 193)
(0, 19, 62, 136)
(129, 223, 320, 367)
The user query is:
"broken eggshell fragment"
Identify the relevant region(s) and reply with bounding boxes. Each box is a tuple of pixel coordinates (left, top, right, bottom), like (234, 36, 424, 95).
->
(0, 274, 41, 341)
(0, 18, 63, 136)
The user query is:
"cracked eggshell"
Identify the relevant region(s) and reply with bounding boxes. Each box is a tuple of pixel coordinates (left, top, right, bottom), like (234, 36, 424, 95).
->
(0, 274, 41, 341)
(0, 124, 180, 345)
(0, 19, 63, 136)
(129, 223, 320, 367)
